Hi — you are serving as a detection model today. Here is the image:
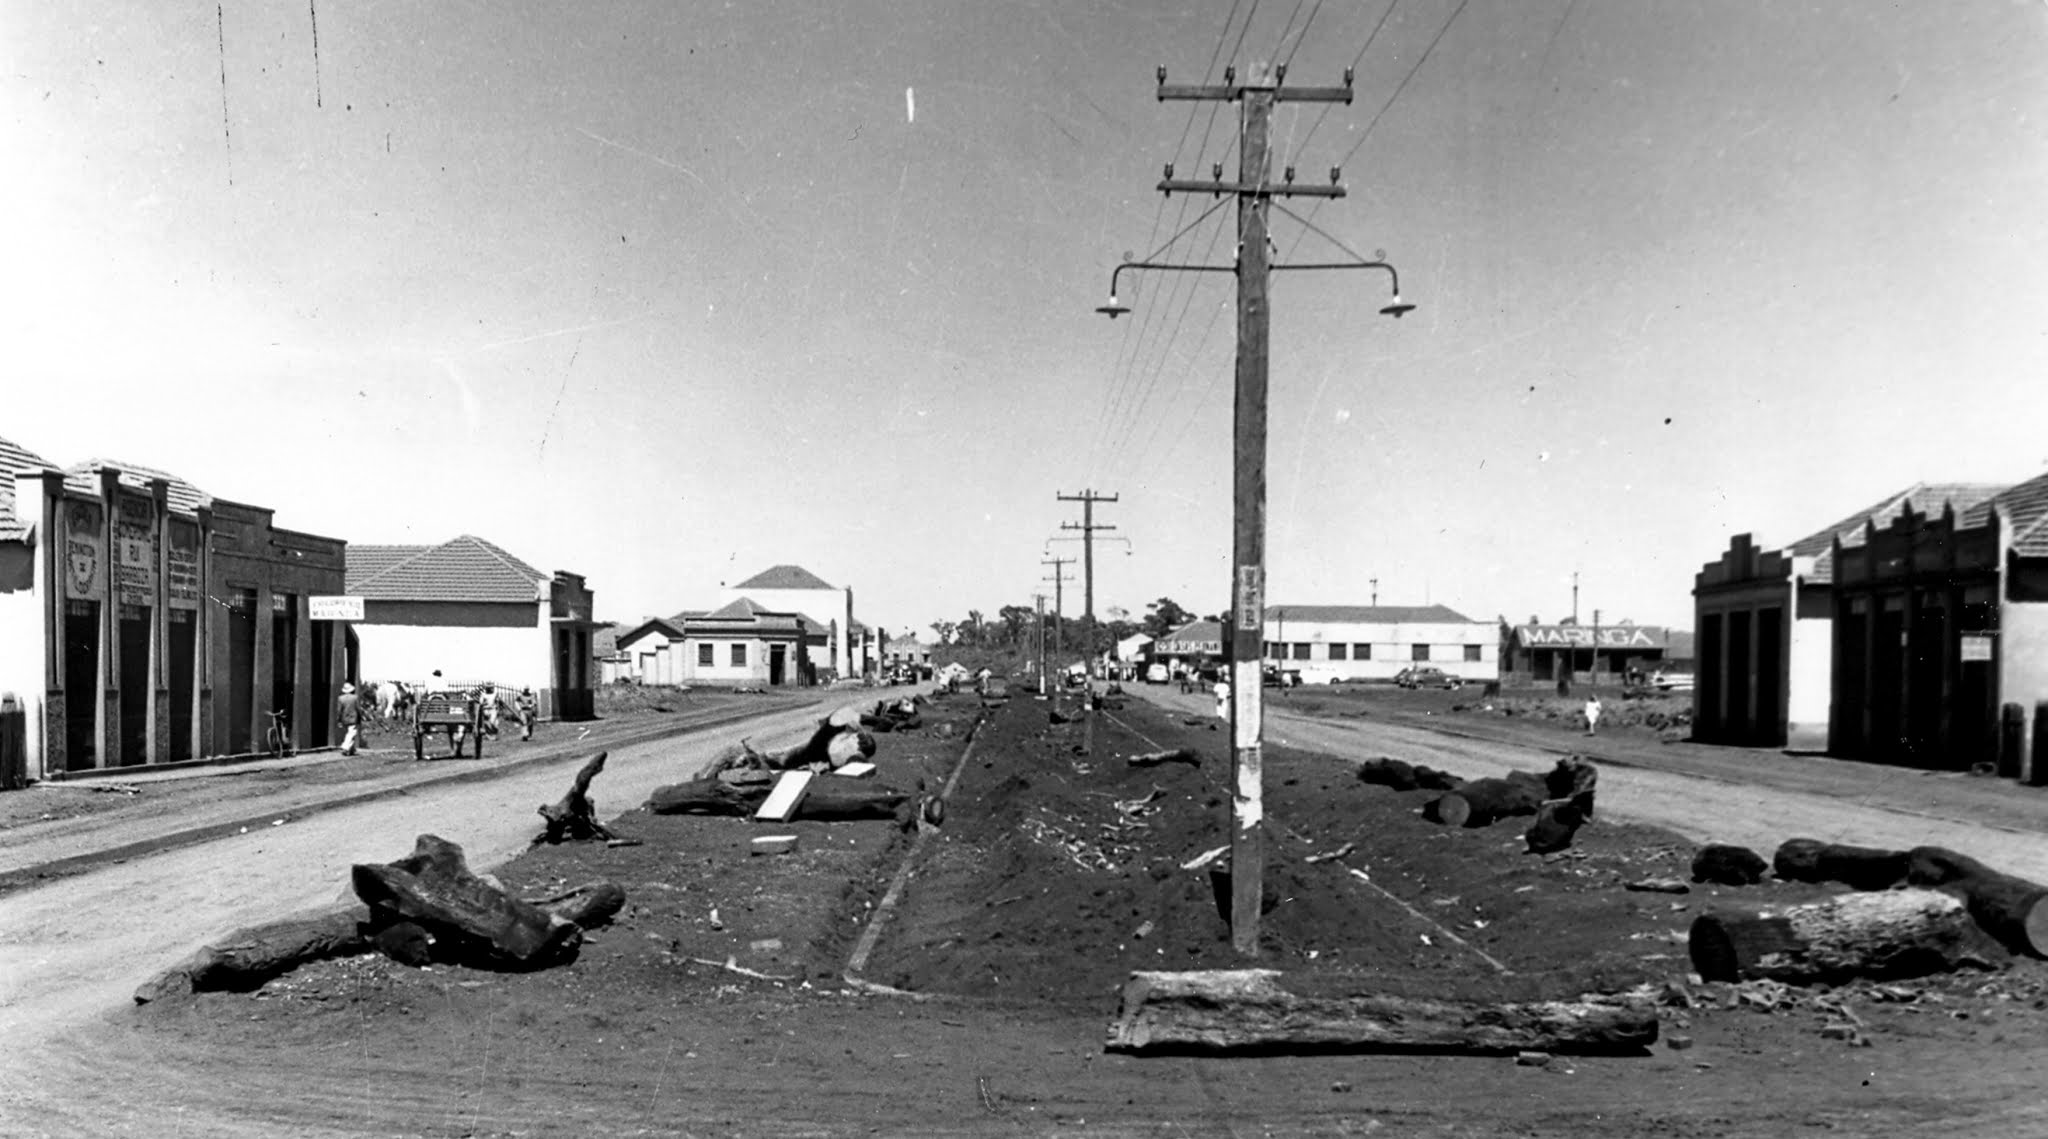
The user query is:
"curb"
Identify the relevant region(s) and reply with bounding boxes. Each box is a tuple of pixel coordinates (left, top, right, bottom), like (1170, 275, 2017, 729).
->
(0, 703, 806, 897)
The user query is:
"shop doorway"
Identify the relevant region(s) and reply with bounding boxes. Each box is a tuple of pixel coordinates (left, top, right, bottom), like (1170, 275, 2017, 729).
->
(308, 619, 334, 750)
(769, 644, 787, 686)
(117, 606, 150, 765)
(271, 595, 298, 747)
(168, 610, 196, 761)
(226, 589, 256, 753)
(63, 600, 99, 770)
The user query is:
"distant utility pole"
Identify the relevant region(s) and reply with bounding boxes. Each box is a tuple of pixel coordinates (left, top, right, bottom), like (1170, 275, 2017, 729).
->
(1370, 577, 1379, 607)
(1056, 490, 1118, 677)
(1097, 58, 1414, 957)
(1571, 571, 1580, 625)
(1035, 594, 1049, 695)
(1042, 556, 1073, 666)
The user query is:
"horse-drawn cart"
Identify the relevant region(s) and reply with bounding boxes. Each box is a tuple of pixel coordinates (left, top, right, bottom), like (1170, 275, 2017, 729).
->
(412, 688, 486, 761)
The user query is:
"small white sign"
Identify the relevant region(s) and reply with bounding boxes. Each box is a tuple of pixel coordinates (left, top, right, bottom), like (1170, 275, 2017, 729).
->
(1960, 634, 1994, 662)
(309, 595, 365, 621)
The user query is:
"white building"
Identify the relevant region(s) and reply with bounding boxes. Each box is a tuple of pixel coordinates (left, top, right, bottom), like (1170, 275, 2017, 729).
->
(722, 565, 856, 681)
(1262, 604, 1499, 683)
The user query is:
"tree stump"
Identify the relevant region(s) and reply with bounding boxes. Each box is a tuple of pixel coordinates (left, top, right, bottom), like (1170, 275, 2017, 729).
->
(1544, 757, 1598, 818)
(1692, 844, 1769, 886)
(1688, 888, 1995, 984)
(1524, 797, 1590, 855)
(351, 834, 581, 970)
(1905, 845, 2048, 957)
(528, 882, 628, 929)
(1425, 772, 1546, 828)
(1772, 838, 1909, 891)
(535, 751, 618, 844)
(1106, 970, 1658, 1055)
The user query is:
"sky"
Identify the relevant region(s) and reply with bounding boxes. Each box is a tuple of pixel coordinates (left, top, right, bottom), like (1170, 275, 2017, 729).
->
(5, 0, 2046, 643)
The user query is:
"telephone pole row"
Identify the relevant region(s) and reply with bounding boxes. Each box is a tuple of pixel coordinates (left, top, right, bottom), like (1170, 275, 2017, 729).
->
(1056, 489, 1119, 687)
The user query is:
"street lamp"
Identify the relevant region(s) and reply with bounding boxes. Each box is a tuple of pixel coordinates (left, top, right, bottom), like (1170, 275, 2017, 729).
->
(1096, 258, 1413, 321)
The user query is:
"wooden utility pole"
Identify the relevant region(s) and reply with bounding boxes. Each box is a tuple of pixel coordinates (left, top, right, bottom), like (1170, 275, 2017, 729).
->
(1156, 60, 1354, 957)
(1057, 490, 1118, 682)
(1041, 556, 1073, 668)
(1035, 594, 1048, 695)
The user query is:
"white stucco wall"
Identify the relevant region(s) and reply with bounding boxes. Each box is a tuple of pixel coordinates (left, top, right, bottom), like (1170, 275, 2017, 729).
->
(353, 621, 553, 692)
(1786, 611, 1833, 752)
(2003, 600, 2048, 781)
(0, 556, 47, 781)
(1260, 618, 1500, 682)
(723, 585, 850, 675)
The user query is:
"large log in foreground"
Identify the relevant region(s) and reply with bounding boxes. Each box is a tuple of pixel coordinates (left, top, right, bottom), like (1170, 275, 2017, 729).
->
(352, 834, 581, 970)
(1106, 970, 1657, 1055)
(1905, 845, 2048, 957)
(1687, 888, 1994, 984)
(135, 911, 368, 1003)
(1772, 838, 1909, 891)
(1424, 772, 1547, 828)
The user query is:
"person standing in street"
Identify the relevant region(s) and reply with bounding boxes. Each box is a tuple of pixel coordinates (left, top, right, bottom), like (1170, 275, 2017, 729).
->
(1584, 693, 1603, 737)
(1214, 673, 1232, 721)
(336, 682, 363, 757)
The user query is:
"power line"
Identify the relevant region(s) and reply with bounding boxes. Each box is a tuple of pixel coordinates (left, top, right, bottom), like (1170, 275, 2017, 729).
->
(1331, 0, 1471, 175)
(1280, 0, 1326, 71)
(1289, 0, 1403, 164)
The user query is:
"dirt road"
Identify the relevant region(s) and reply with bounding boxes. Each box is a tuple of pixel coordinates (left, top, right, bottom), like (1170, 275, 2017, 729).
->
(1129, 686, 2048, 881)
(0, 696, 839, 1066)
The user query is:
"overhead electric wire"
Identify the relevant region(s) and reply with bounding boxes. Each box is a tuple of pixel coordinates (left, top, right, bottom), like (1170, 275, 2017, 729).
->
(1279, 0, 1326, 72)
(1270, 0, 1309, 66)
(1289, 0, 1402, 163)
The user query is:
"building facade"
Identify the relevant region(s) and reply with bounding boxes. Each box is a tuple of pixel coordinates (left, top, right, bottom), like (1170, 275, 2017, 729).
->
(344, 535, 597, 721)
(1502, 621, 1685, 685)
(0, 449, 346, 779)
(722, 565, 855, 680)
(1263, 604, 1500, 683)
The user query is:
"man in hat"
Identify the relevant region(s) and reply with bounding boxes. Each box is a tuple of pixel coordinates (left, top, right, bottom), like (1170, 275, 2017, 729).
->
(336, 682, 363, 757)
(516, 686, 538, 741)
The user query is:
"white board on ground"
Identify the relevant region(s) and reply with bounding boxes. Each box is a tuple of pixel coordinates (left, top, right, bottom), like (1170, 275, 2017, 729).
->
(755, 771, 815, 822)
(831, 761, 877, 778)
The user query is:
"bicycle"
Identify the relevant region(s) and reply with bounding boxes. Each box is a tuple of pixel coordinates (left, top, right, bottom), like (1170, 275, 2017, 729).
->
(263, 708, 294, 758)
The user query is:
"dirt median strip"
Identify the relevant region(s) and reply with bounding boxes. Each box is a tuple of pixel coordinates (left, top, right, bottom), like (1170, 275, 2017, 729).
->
(0, 704, 799, 897)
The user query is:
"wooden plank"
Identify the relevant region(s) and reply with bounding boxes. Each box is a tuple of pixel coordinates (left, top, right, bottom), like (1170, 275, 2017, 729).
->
(830, 761, 877, 778)
(754, 770, 815, 822)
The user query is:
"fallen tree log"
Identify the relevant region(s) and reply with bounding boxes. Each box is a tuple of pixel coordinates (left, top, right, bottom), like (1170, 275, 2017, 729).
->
(1688, 888, 1996, 984)
(352, 834, 581, 970)
(1424, 772, 1547, 828)
(1772, 838, 1909, 891)
(645, 779, 916, 822)
(135, 910, 368, 1003)
(1357, 757, 1464, 793)
(1523, 797, 1590, 855)
(527, 882, 627, 929)
(1691, 844, 1769, 886)
(1543, 756, 1599, 818)
(1127, 748, 1201, 769)
(534, 751, 618, 844)
(1106, 970, 1658, 1055)
(1906, 845, 2048, 957)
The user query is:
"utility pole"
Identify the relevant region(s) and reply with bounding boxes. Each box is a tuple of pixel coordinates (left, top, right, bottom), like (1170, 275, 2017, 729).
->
(1056, 490, 1118, 683)
(1370, 577, 1379, 607)
(1034, 593, 1048, 695)
(1096, 57, 1412, 957)
(1041, 556, 1073, 670)
(1571, 571, 1580, 625)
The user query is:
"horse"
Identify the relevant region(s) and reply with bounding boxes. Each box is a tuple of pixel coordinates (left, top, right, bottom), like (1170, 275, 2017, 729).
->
(359, 680, 416, 723)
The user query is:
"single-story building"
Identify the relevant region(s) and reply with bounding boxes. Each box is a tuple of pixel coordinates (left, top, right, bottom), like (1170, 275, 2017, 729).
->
(1264, 604, 1499, 683)
(1152, 619, 1224, 674)
(343, 535, 597, 721)
(0, 443, 348, 778)
(722, 564, 855, 681)
(1694, 483, 2003, 750)
(1501, 620, 1685, 686)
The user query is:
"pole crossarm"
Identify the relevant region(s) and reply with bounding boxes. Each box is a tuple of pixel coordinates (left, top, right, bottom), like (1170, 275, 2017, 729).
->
(1159, 179, 1345, 198)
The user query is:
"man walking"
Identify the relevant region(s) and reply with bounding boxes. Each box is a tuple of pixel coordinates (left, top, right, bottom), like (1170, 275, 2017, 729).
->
(336, 682, 363, 757)
(1584, 693, 1603, 737)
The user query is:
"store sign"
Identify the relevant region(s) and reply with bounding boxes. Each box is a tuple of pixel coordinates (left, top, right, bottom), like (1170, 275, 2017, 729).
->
(1235, 566, 1264, 633)
(309, 595, 365, 621)
(1960, 634, 1994, 662)
(166, 520, 200, 609)
(63, 500, 104, 600)
(114, 494, 157, 608)
(1518, 624, 1666, 649)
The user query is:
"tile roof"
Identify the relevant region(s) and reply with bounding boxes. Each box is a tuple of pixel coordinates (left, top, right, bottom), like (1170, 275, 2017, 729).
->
(1787, 483, 2005, 558)
(346, 535, 547, 602)
(1266, 604, 1477, 625)
(0, 435, 57, 541)
(1156, 619, 1223, 647)
(731, 564, 835, 591)
(1971, 470, 2048, 558)
(62, 458, 214, 516)
(615, 616, 687, 648)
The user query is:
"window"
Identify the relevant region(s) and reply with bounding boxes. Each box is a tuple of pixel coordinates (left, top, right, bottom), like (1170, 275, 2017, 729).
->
(1353, 643, 1371, 660)
(1291, 643, 1310, 660)
(698, 644, 714, 666)
(1464, 644, 1482, 662)
(731, 643, 748, 667)
(1327, 643, 1348, 661)
(1411, 644, 1431, 661)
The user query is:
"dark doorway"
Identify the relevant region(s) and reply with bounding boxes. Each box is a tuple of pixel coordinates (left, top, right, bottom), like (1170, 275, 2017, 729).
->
(1907, 597, 1948, 767)
(1753, 607, 1784, 747)
(1698, 613, 1723, 740)
(168, 610, 195, 761)
(769, 643, 787, 686)
(1835, 602, 1869, 757)
(1725, 611, 1751, 743)
(117, 606, 150, 765)
(308, 619, 334, 750)
(226, 589, 256, 753)
(271, 595, 298, 747)
(63, 600, 99, 771)
(1873, 601, 1907, 764)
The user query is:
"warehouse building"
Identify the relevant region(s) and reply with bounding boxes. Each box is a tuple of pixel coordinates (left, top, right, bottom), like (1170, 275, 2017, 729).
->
(1501, 620, 1689, 687)
(1263, 604, 1500, 684)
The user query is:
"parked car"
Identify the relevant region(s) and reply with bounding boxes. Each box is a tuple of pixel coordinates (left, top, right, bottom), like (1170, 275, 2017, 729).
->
(1652, 670, 1696, 693)
(1144, 662, 1169, 684)
(1393, 666, 1463, 690)
(1262, 664, 1302, 688)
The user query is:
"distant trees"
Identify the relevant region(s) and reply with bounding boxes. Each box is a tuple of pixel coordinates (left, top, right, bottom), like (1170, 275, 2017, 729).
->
(1142, 597, 1193, 639)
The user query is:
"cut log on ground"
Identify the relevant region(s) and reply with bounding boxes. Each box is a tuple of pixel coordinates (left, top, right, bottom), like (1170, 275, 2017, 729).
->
(1424, 772, 1546, 828)
(1106, 970, 1658, 1055)
(526, 882, 628, 929)
(1905, 845, 2048, 957)
(1772, 838, 1909, 891)
(1127, 748, 1201, 769)
(1524, 797, 1590, 855)
(352, 834, 581, 970)
(134, 910, 368, 1003)
(1357, 757, 1464, 793)
(1692, 844, 1769, 886)
(534, 751, 619, 844)
(1543, 756, 1599, 818)
(1687, 888, 1997, 984)
(645, 779, 914, 822)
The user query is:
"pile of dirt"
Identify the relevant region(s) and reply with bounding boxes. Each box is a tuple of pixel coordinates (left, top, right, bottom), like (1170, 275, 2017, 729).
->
(1467, 694, 1693, 732)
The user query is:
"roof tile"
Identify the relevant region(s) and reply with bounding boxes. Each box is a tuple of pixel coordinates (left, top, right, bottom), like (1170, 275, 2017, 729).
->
(347, 535, 546, 602)
(731, 564, 835, 591)
(1265, 604, 1478, 625)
